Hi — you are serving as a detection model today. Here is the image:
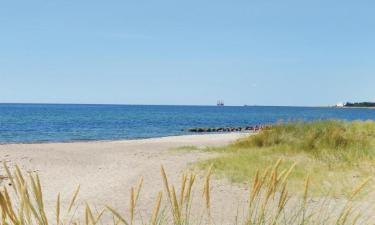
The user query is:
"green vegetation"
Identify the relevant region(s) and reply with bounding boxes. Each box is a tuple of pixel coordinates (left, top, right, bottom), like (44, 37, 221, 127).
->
(344, 102, 375, 107)
(2, 121, 375, 224)
(1, 162, 374, 225)
(198, 120, 375, 196)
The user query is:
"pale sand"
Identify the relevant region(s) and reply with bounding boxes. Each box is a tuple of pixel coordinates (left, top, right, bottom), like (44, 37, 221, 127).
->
(0, 133, 251, 223)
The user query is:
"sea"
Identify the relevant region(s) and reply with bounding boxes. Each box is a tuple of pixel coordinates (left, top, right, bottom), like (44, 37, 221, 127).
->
(0, 103, 374, 144)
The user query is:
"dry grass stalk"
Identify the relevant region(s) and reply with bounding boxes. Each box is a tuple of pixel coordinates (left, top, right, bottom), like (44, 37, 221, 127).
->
(1, 161, 374, 225)
(151, 191, 162, 225)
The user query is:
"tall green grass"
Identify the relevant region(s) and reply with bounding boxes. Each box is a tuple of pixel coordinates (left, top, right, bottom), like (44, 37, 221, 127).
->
(234, 120, 375, 162)
(198, 121, 375, 196)
(1, 161, 374, 225)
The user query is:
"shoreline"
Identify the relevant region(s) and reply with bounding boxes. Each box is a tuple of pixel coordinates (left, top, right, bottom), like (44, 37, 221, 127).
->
(0, 131, 253, 146)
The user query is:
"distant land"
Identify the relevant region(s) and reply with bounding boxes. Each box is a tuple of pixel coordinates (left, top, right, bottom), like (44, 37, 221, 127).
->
(336, 102, 375, 108)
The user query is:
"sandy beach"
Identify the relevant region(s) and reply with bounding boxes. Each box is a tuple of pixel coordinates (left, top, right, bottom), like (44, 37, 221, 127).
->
(0, 133, 250, 223)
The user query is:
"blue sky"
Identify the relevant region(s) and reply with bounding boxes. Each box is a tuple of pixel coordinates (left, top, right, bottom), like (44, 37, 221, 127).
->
(0, 0, 374, 106)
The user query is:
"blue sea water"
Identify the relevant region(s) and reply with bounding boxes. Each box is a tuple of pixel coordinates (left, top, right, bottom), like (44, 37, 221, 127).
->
(0, 103, 375, 144)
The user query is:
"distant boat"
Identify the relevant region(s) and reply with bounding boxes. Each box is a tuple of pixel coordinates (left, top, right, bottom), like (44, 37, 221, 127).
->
(217, 100, 224, 106)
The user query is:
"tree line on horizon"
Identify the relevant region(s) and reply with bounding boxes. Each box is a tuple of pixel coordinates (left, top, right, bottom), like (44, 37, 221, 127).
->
(344, 102, 375, 107)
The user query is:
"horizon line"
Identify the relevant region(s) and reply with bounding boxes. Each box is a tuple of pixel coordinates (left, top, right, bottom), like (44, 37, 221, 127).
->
(0, 102, 331, 108)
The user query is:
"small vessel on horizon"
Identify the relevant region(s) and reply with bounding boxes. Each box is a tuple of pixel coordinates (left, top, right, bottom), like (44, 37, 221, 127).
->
(217, 100, 224, 106)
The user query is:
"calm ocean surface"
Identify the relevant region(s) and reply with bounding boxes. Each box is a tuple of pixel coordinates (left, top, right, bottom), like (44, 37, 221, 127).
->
(0, 103, 375, 144)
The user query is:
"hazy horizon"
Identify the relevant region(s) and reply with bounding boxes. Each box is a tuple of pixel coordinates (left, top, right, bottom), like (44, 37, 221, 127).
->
(0, 101, 371, 107)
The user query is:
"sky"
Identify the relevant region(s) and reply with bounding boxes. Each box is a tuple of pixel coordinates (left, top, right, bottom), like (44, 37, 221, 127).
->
(0, 0, 374, 106)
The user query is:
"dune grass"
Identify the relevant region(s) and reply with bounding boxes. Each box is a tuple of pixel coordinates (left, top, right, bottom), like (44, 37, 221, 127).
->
(2, 121, 375, 224)
(1, 162, 374, 225)
(198, 120, 375, 197)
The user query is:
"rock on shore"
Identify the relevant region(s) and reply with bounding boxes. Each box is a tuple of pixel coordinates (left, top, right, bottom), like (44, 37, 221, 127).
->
(186, 125, 270, 133)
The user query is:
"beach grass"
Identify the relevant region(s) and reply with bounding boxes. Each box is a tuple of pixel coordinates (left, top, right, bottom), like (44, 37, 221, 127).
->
(2, 121, 375, 224)
(1, 162, 374, 225)
(197, 120, 375, 196)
